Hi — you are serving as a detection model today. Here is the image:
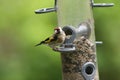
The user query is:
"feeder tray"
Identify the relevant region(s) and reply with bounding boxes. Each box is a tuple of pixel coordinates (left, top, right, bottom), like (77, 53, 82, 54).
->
(57, 43, 76, 52)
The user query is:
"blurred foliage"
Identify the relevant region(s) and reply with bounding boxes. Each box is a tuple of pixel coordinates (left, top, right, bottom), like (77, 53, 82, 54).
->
(94, 0, 120, 80)
(0, 0, 120, 80)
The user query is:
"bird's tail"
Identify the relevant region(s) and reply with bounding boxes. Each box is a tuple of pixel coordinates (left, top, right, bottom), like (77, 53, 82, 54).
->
(35, 41, 45, 46)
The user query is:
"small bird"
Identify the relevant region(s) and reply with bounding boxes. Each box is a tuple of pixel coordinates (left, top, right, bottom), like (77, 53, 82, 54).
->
(35, 27, 66, 49)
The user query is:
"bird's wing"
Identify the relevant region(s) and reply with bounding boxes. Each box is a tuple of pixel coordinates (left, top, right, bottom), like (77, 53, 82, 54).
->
(44, 34, 58, 43)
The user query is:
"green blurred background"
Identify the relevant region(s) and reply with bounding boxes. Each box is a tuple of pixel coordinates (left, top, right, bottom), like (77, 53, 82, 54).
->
(0, 0, 120, 80)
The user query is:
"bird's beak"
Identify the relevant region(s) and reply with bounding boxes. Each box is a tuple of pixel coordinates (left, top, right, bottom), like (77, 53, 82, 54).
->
(54, 30, 57, 33)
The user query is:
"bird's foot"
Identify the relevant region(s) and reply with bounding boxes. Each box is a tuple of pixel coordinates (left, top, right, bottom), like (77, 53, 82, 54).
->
(52, 47, 59, 52)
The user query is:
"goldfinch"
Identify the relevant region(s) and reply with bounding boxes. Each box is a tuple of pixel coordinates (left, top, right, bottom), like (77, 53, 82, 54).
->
(35, 27, 66, 49)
